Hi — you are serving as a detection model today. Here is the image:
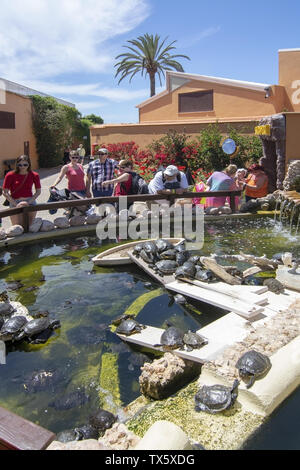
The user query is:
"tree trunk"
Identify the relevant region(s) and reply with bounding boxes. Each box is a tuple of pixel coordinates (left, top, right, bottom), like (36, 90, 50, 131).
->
(149, 72, 156, 97)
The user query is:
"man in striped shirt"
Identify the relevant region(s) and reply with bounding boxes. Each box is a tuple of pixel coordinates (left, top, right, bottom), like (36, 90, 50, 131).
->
(86, 148, 118, 198)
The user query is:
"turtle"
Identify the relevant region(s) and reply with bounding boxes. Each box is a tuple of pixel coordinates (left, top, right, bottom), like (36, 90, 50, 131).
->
(174, 294, 187, 305)
(235, 350, 271, 388)
(132, 243, 144, 256)
(194, 267, 214, 282)
(74, 424, 99, 440)
(143, 241, 158, 261)
(159, 249, 177, 260)
(23, 369, 68, 393)
(29, 328, 54, 344)
(49, 389, 90, 411)
(56, 429, 80, 443)
(175, 261, 196, 279)
(194, 379, 239, 414)
(89, 409, 116, 435)
(0, 291, 15, 317)
(183, 331, 208, 351)
(0, 316, 28, 342)
(115, 318, 146, 336)
(176, 250, 190, 266)
(154, 326, 185, 351)
(23, 317, 50, 340)
(188, 255, 200, 264)
(174, 241, 186, 253)
(110, 313, 134, 327)
(263, 278, 285, 294)
(154, 260, 178, 276)
(155, 239, 173, 253)
(139, 249, 154, 264)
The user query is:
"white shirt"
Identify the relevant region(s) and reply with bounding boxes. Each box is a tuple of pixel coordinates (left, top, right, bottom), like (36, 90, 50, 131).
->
(148, 171, 189, 194)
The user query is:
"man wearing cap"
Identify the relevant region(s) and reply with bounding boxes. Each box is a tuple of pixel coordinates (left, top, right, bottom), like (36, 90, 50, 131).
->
(148, 165, 189, 195)
(86, 148, 118, 198)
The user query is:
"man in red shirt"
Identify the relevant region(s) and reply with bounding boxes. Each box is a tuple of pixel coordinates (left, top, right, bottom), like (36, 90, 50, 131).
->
(3, 155, 41, 228)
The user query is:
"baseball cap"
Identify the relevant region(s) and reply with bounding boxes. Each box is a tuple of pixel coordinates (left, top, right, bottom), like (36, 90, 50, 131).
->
(98, 148, 109, 155)
(164, 165, 179, 177)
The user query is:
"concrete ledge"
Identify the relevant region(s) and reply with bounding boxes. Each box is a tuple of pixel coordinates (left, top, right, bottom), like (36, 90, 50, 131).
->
(198, 334, 300, 417)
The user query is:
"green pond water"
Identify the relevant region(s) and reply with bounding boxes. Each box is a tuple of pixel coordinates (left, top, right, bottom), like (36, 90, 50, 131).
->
(0, 217, 299, 448)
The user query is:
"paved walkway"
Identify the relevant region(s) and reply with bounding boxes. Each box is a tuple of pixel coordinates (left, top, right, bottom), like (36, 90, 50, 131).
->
(1, 163, 90, 230)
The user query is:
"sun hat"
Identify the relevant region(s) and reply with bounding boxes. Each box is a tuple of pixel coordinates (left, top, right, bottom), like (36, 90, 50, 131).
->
(164, 165, 179, 177)
(98, 148, 109, 154)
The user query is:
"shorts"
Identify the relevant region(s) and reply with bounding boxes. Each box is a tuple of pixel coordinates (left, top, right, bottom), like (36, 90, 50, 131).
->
(10, 199, 37, 208)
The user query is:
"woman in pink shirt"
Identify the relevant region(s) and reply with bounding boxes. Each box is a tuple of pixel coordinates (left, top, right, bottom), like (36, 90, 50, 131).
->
(51, 151, 86, 196)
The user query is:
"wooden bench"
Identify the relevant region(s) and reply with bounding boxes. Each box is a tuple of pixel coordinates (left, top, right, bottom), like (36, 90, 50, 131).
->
(0, 406, 55, 450)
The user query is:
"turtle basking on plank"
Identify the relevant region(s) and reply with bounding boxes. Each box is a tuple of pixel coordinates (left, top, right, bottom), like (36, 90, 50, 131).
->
(183, 331, 208, 351)
(154, 326, 185, 351)
(115, 318, 146, 336)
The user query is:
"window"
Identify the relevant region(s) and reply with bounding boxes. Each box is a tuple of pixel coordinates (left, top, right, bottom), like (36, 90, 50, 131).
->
(0, 111, 15, 129)
(179, 90, 213, 113)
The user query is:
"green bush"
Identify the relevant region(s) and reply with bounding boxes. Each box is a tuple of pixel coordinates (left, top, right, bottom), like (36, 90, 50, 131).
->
(31, 95, 81, 167)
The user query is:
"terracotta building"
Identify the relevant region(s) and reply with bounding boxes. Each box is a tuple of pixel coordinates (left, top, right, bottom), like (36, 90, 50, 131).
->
(0, 78, 74, 176)
(91, 49, 300, 189)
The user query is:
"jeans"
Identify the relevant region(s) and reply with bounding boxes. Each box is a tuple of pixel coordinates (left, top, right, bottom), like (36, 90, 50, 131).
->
(92, 188, 113, 198)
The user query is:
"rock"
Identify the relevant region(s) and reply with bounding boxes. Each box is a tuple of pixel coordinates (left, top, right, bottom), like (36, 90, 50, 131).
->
(40, 220, 55, 232)
(276, 265, 300, 292)
(205, 207, 219, 215)
(69, 215, 86, 226)
(139, 352, 202, 400)
(54, 217, 70, 229)
(0, 228, 7, 240)
(239, 200, 261, 213)
(47, 439, 109, 451)
(135, 420, 193, 450)
(98, 423, 140, 450)
(29, 217, 43, 233)
(5, 225, 24, 237)
(86, 214, 102, 225)
(283, 160, 300, 191)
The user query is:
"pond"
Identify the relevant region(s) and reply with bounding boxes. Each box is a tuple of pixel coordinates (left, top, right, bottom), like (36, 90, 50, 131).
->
(0, 217, 299, 449)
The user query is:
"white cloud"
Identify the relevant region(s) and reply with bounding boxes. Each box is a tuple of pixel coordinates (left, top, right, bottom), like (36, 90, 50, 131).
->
(180, 27, 221, 48)
(0, 0, 150, 81)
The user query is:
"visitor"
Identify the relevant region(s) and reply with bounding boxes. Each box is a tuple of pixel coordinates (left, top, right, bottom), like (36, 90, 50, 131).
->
(235, 168, 247, 207)
(2, 155, 41, 228)
(63, 147, 71, 165)
(148, 165, 189, 195)
(77, 144, 86, 164)
(50, 150, 86, 197)
(205, 164, 238, 208)
(192, 180, 208, 208)
(101, 159, 134, 212)
(86, 148, 118, 199)
(243, 164, 268, 202)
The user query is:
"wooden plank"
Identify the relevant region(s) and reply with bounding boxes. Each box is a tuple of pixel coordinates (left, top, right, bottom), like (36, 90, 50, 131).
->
(0, 406, 55, 450)
(117, 325, 229, 364)
(200, 257, 241, 285)
(178, 278, 269, 306)
(165, 280, 265, 319)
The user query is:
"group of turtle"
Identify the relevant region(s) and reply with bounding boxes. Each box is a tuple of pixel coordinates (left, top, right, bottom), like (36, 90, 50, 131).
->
(0, 291, 60, 344)
(194, 350, 272, 414)
(133, 239, 215, 281)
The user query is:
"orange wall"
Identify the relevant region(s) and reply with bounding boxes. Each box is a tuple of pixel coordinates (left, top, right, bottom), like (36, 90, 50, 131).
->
(139, 79, 286, 123)
(284, 113, 300, 164)
(90, 119, 258, 150)
(279, 50, 300, 112)
(0, 92, 38, 176)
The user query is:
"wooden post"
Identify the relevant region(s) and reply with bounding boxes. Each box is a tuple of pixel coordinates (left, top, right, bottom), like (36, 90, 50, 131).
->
(229, 193, 236, 213)
(22, 206, 30, 233)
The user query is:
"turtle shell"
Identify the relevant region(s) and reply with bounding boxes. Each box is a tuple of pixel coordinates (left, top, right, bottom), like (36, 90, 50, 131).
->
(143, 241, 157, 255)
(24, 317, 50, 337)
(159, 326, 184, 350)
(159, 249, 177, 260)
(183, 331, 208, 350)
(89, 409, 116, 434)
(0, 316, 27, 341)
(155, 239, 173, 253)
(175, 241, 186, 253)
(176, 251, 190, 266)
(235, 350, 271, 388)
(155, 260, 178, 275)
(195, 380, 239, 413)
(132, 243, 144, 256)
(263, 278, 285, 294)
(175, 261, 196, 279)
(195, 267, 214, 282)
(115, 318, 144, 336)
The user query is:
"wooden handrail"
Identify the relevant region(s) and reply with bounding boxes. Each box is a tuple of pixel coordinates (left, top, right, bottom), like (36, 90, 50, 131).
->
(0, 190, 241, 233)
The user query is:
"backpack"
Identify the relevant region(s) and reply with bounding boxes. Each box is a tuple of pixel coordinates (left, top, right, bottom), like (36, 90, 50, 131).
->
(122, 171, 149, 195)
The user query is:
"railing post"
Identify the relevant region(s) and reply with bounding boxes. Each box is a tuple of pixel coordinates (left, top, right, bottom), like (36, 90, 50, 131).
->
(22, 207, 30, 233)
(229, 193, 236, 213)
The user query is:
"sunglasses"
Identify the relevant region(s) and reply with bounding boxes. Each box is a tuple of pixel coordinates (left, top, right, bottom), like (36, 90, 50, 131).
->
(71, 156, 79, 159)
(18, 163, 29, 167)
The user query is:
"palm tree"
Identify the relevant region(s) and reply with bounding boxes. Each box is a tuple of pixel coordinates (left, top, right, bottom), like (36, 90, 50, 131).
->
(114, 33, 190, 97)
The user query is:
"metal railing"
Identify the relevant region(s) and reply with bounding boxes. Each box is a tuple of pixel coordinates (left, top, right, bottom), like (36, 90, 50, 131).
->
(0, 190, 241, 233)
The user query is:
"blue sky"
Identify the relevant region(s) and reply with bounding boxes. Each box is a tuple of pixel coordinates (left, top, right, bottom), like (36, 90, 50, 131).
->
(1, 0, 300, 123)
